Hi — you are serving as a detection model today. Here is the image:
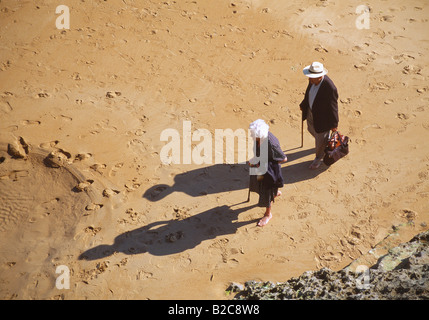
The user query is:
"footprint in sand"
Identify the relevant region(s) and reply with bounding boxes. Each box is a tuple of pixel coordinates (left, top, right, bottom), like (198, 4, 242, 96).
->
(40, 142, 93, 168)
(35, 92, 50, 98)
(396, 113, 410, 120)
(173, 206, 191, 220)
(369, 82, 391, 91)
(123, 208, 147, 224)
(354, 139, 366, 147)
(136, 270, 153, 280)
(74, 153, 92, 162)
(102, 188, 120, 198)
(90, 163, 107, 175)
(342, 109, 361, 118)
(44, 149, 73, 168)
(98, 119, 118, 132)
(380, 15, 395, 22)
(166, 231, 184, 243)
(21, 120, 41, 126)
(39, 140, 59, 149)
(0, 100, 13, 114)
(75, 179, 95, 192)
(85, 203, 104, 212)
(354, 63, 367, 71)
(402, 65, 422, 75)
(60, 114, 73, 122)
(315, 45, 328, 53)
(1, 170, 30, 181)
(84, 225, 101, 236)
(393, 53, 415, 64)
(297, 211, 310, 220)
(106, 91, 121, 98)
(399, 209, 418, 222)
(124, 178, 141, 192)
(227, 258, 240, 266)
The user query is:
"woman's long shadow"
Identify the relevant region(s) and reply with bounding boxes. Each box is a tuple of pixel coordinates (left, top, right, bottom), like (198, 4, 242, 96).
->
(79, 149, 328, 261)
(78, 203, 258, 260)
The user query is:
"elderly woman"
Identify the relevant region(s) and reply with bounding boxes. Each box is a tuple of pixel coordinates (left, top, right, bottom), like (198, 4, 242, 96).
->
(248, 119, 287, 227)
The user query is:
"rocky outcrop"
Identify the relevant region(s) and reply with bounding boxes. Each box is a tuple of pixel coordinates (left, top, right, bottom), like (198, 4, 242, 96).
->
(233, 230, 429, 300)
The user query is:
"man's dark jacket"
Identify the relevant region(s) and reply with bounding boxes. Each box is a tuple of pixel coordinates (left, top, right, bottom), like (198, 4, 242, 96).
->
(300, 75, 339, 133)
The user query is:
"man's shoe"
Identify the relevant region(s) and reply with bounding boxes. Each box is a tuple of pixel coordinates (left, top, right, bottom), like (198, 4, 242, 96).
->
(309, 158, 323, 170)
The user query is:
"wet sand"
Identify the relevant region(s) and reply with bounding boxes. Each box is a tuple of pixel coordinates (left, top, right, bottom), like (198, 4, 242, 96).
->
(0, 0, 428, 299)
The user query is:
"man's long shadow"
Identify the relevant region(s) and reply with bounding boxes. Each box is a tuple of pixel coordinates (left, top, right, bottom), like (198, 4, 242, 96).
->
(78, 203, 258, 260)
(143, 164, 249, 202)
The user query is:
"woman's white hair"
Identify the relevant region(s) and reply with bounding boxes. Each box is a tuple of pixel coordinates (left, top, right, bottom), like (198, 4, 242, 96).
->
(249, 119, 269, 139)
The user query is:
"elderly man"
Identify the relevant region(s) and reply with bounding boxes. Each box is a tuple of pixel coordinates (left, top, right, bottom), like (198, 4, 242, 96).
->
(299, 62, 339, 169)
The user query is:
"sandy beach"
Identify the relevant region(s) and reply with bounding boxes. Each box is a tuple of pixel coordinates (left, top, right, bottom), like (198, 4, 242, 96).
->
(0, 0, 428, 299)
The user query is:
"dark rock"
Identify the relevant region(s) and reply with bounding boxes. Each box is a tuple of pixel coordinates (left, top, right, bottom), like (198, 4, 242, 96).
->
(234, 230, 429, 300)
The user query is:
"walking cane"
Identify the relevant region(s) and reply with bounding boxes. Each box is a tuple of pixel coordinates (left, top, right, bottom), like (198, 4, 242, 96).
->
(300, 112, 304, 148)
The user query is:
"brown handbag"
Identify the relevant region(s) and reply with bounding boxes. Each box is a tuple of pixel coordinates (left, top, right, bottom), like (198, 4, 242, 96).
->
(323, 131, 349, 166)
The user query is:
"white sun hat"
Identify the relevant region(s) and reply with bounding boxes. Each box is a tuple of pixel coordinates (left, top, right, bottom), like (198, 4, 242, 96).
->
(303, 61, 328, 78)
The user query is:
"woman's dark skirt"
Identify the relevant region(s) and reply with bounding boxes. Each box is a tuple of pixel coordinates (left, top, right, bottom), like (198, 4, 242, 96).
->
(249, 175, 278, 208)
